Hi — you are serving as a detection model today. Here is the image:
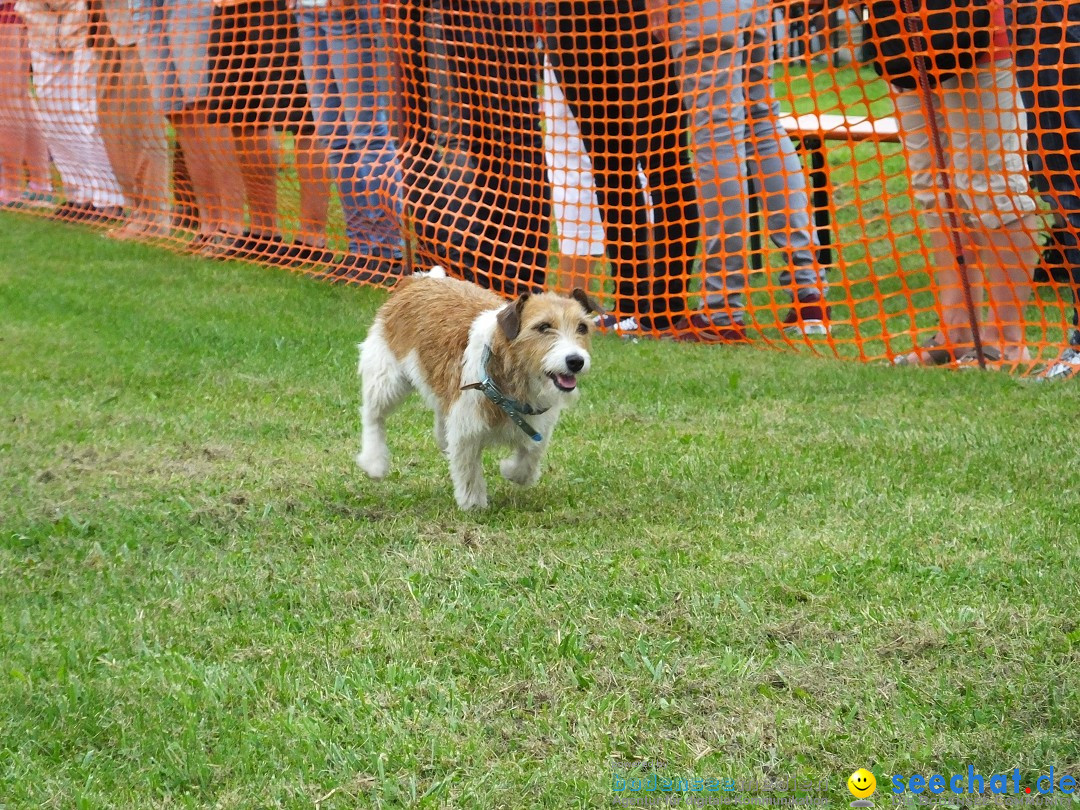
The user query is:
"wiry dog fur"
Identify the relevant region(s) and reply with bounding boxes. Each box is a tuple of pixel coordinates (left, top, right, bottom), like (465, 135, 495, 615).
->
(357, 267, 599, 509)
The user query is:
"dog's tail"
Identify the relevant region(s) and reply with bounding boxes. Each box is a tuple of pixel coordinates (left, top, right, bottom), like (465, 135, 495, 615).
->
(412, 265, 447, 279)
(390, 264, 447, 294)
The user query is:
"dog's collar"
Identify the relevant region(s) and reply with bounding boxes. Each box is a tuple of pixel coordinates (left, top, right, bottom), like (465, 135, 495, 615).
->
(461, 345, 549, 443)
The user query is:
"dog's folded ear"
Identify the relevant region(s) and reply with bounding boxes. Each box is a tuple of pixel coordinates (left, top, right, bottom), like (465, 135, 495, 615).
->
(571, 288, 603, 316)
(497, 293, 531, 340)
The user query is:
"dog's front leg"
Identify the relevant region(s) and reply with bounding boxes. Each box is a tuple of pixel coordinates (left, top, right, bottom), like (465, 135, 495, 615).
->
(448, 438, 488, 510)
(500, 442, 545, 487)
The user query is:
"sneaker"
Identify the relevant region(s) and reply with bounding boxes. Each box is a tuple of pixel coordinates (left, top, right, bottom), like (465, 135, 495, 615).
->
(668, 313, 749, 343)
(594, 313, 640, 333)
(782, 295, 831, 336)
(1039, 345, 1080, 382)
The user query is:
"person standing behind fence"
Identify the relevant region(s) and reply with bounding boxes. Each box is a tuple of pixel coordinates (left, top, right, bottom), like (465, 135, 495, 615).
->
(291, 0, 404, 278)
(0, 2, 53, 208)
(391, 0, 551, 295)
(93, 0, 171, 239)
(16, 0, 125, 222)
(1014, 0, 1080, 380)
(204, 0, 334, 265)
(659, 0, 829, 342)
(126, 0, 248, 255)
(862, 0, 1041, 366)
(545, 0, 702, 335)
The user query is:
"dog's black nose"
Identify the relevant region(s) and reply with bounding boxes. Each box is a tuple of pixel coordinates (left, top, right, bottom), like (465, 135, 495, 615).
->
(566, 354, 585, 373)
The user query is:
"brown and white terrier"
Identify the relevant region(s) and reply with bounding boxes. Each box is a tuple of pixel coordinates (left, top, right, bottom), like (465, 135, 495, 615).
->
(356, 270, 600, 509)
(356, 267, 601, 510)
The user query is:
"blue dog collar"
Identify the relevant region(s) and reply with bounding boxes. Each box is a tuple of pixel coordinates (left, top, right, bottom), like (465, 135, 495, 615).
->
(461, 345, 548, 442)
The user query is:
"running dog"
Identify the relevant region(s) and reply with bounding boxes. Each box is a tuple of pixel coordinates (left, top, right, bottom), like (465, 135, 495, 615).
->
(356, 267, 600, 510)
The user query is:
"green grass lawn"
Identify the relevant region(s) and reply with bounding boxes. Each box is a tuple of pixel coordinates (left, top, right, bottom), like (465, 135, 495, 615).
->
(1, 213, 1078, 809)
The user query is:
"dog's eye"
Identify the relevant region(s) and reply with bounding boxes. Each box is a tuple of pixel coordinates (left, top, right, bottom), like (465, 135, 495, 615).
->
(535, 322, 553, 333)
(577, 323, 589, 335)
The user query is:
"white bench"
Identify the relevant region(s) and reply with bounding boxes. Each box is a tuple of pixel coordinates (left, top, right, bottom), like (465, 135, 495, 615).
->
(778, 113, 902, 266)
(779, 112, 901, 143)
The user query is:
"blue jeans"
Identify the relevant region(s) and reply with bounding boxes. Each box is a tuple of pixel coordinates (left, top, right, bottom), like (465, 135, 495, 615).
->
(295, 4, 403, 256)
(668, 0, 824, 326)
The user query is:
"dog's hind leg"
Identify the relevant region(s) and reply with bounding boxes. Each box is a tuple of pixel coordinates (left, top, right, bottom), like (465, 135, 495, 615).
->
(433, 413, 448, 455)
(356, 330, 410, 480)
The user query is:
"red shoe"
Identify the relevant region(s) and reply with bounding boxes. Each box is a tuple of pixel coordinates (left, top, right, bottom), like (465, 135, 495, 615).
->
(782, 295, 831, 336)
(669, 313, 750, 343)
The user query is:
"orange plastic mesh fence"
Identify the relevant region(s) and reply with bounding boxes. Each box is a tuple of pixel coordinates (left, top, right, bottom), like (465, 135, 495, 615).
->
(1, 0, 1076, 371)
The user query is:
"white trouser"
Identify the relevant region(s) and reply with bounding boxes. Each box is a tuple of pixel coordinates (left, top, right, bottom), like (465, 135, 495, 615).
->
(541, 64, 606, 258)
(29, 46, 123, 207)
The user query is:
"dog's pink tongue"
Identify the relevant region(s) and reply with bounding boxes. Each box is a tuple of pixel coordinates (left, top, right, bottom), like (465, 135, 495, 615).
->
(556, 374, 577, 390)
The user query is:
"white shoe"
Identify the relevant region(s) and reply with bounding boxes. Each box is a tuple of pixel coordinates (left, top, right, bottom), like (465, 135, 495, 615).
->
(594, 314, 639, 333)
(1039, 346, 1080, 381)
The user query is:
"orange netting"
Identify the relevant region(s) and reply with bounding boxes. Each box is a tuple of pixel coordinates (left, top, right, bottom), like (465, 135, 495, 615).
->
(1, 0, 1077, 373)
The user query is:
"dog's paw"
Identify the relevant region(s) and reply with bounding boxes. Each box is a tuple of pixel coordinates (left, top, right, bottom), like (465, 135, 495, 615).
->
(456, 492, 489, 510)
(453, 477, 489, 509)
(356, 450, 389, 480)
(500, 457, 541, 487)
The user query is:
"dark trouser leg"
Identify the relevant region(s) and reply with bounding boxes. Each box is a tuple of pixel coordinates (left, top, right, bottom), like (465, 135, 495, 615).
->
(547, 0, 695, 325)
(392, 0, 548, 295)
(1015, 3, 1080, 341)
(641, 45, 699, 321)
(441, 1, 549, 294)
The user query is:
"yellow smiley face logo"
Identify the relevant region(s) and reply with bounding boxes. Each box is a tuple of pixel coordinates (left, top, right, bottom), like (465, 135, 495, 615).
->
(848, 768, 877, 799)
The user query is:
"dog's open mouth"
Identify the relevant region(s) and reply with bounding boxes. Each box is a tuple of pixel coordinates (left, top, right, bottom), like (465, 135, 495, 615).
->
(549, 372, 578, 392)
